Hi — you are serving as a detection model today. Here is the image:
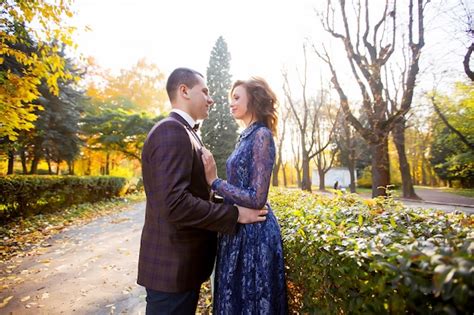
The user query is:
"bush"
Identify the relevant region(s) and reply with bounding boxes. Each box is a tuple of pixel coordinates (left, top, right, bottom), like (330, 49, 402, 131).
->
(270, 188, 474, 314)
(0, 175, 127, 221)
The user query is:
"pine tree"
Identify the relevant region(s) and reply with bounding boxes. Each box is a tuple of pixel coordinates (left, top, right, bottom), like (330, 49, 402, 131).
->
(201, 36, 238, 179)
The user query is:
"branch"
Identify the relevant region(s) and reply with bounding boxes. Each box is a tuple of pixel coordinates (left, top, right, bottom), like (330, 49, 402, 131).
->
(315, 46, 376, 143)
(463, 42, 474, 81)
(430, 95, 474, 151)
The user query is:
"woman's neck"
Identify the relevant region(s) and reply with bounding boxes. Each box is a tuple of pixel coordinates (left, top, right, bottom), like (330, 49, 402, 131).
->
(243, 117, 257, 128)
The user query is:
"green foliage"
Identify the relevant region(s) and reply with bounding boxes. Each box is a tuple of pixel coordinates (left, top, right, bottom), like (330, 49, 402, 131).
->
(81, 109, 160, 161)
(0, 0, 76, 140)
(201, 36, 238, 179)
(0, 175, 127, 221)
(11, 54, 85, 174)
(430, 82, 474, 187)
(270, 188, 474, 314)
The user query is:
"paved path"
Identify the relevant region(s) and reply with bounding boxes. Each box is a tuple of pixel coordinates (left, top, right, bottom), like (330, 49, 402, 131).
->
(413, 187, 474, 206)
(399, 187, 474, 214)
(0, 202, 146, 315)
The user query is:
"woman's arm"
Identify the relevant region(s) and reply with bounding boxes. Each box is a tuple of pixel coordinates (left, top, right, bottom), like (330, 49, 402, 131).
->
(210, 128, 275, 209)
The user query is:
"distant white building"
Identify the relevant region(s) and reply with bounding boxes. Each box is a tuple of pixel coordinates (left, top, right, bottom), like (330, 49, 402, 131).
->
(312, 167, 357, 188)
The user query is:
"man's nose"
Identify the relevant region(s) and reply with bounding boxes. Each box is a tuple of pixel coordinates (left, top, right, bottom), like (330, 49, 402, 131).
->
(208, 97, 214, 105)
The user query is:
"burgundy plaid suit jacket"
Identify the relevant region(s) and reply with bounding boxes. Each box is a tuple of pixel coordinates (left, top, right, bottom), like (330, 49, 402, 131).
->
(137, 112, 238, 293)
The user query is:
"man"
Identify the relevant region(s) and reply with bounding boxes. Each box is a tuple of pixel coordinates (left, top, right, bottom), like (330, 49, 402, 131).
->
(138, 67, 267, 314)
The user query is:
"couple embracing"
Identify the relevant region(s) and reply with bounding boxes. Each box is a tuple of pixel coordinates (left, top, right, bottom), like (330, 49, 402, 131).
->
(138, 67, 288, 314)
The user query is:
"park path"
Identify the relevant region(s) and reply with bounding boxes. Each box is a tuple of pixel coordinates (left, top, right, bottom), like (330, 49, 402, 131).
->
(399, 187, 474, 214)
(0, 202, 146, 315)
(413, 187, 474, 206)
(1, 190, 472, 314)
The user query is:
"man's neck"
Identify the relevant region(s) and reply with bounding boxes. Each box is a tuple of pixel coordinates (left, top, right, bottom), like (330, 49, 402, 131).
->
(171, 108, 196, 127)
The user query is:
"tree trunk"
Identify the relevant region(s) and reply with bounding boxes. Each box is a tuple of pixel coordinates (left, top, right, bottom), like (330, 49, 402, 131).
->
(47, 158, 52, 174)
(86, 157, 91, 176)
(421, 157, 427, 186)
(348, 155, 356, 193)
(295, 167, 301, 188)
(105, 152, 110, 175)
(393, 121, 419, 199)
(7, 149, 14, 175)
(272, 162, 280, 187)
(301, 155, 311, 191)
(68, 160, 74, 175)
(20, 149, 28, 174)
(30, 157, 40, 174)
(282, 163, 288, 187)
(318, 167, 326, 191)
(370, 138, 390, 197)
(56, 161, 61, 175)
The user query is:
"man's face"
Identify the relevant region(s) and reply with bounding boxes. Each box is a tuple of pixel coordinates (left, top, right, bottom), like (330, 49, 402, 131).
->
(187, 75, 214, 120)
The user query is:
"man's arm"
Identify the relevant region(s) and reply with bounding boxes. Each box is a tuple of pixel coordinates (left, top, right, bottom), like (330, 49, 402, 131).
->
(146, 120, 266, 234)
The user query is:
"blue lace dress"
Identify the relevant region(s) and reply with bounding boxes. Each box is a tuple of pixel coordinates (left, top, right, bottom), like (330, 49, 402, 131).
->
(211, 122, 288, 314)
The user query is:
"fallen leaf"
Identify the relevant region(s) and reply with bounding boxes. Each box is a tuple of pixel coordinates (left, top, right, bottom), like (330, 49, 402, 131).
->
(21, 295, 30, 302)
(41, 293, 49, 299)
(0, 296, 13, 308)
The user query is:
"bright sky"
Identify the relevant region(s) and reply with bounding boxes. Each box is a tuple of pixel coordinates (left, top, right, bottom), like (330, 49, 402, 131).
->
(71, 0, 470, 99)
(71, 0, 318, 91)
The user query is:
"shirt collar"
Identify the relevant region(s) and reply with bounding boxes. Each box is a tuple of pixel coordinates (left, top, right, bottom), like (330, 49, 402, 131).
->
(171, 109, 197, 128)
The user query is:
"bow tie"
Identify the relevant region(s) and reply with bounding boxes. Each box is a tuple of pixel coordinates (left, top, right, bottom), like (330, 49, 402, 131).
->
(192, 123, 200, 132)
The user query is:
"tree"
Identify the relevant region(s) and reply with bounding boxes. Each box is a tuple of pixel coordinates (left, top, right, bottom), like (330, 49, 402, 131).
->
(311, 90, 339, 191)
(0, 0, 76, 140)
(428, 82, 474, 187)
(316, 0, 428, 197)
(272, 101, 290, 187)
(333, 111, 370, 193)
(429, 82, 474, 151)
(81, 109, 158, 169)
(459, 0, 474, 81)
(2, 48, 84, 175)
(201, 36, 238, 179)
(83, 58, 167, 115)
(282, 46, 336, 192)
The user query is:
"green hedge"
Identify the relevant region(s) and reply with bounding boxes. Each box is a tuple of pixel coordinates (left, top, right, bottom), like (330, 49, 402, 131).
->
(270, 188, 473, 314)
(0, 175, 127, 221)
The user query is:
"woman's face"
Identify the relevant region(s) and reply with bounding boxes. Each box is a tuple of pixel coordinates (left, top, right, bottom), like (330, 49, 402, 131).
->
(230, 85, 252, 123)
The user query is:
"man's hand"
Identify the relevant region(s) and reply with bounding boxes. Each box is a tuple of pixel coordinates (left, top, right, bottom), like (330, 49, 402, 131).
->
(201, 147, 218, 186)
(236, 206, 268, 224)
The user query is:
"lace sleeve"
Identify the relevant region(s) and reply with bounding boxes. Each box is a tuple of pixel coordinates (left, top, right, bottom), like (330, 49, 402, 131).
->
(211, 127, 275, 209)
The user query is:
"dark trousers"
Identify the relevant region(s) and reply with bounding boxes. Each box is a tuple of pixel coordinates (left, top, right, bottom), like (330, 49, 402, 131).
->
(145, 288, 200, 315)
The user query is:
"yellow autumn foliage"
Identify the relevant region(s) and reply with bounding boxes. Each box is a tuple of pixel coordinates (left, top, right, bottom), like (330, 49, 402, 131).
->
(0, 0, 77, 140)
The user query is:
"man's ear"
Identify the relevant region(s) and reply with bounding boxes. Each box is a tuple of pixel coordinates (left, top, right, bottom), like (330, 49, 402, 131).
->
(179, 84, 190, 100)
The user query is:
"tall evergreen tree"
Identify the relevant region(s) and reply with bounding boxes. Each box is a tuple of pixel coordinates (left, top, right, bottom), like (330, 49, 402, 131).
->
(201, 36, 238, 179)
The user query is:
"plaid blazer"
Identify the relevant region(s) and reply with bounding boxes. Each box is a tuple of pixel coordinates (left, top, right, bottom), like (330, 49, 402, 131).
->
(137, 112, 238, 293)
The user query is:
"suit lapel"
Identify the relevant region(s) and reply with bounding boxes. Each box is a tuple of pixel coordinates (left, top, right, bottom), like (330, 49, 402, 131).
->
(169, 112, 204, 147)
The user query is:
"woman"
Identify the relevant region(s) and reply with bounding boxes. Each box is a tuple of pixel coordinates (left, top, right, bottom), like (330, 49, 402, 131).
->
(201, 77, 288, 314)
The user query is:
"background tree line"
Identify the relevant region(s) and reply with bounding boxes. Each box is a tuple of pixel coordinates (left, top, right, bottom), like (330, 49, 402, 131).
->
(1, 0, 472, 198)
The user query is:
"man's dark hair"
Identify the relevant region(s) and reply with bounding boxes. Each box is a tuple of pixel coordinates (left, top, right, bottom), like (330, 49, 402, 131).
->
(166, 68, 203, 102)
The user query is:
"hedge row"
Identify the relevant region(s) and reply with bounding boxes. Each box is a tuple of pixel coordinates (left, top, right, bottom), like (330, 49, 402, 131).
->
(0, 175, 127, 221)
(270, 189, 474, 314)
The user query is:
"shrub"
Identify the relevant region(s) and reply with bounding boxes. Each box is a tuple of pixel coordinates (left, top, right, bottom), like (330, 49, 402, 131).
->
(0, 175, 127, 221)
(270, 188, 474, 314)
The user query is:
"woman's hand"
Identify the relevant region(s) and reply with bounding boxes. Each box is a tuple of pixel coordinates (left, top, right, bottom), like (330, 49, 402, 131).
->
(201, 147, 218, 186)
